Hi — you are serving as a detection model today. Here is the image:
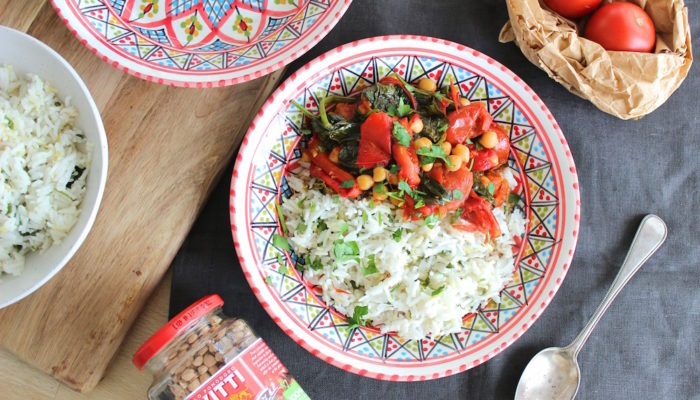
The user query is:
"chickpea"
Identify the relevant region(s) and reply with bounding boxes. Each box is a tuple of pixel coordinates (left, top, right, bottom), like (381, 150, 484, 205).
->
(440, 141, 452, 156)
(418, 77, 437, 93)
(413, 137, 432, 151)
(452, 144, 470, 161)
(410, 116, 424, 134)
(372, 166, 388, 182)
(373, 191, 388, 202)
(479, 130, 498, 149)
(459, 97, 470, 107)
(421, 162, 434, 172)
(329, 146, 341, 163)
(446, 155, 463, 172)
(356, 174, 374, 191)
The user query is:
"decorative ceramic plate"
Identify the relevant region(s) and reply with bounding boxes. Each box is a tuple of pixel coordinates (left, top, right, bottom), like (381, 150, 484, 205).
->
(230, 36, 580, 381)
(50, 0, 352, 87)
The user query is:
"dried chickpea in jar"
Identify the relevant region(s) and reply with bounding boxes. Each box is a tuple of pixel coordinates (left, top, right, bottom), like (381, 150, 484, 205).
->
(133, 295, 309, 400)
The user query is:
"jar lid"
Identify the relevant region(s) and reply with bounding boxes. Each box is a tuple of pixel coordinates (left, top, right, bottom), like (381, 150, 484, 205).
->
(133, 294, 224, 370)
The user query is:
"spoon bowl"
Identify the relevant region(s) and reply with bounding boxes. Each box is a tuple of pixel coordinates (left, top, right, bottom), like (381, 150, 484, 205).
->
(515, 347, 580, 400)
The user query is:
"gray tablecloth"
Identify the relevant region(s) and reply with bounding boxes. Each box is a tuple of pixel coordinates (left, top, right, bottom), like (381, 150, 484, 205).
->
(170, 1, 700, 398)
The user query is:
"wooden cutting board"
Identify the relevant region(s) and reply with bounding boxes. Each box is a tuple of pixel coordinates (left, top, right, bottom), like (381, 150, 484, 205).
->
(0, 0, 283, 392)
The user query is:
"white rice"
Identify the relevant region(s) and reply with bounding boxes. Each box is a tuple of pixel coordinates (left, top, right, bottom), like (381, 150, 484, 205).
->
(0, 65, 90, 276)
(282, 171, 526, 340)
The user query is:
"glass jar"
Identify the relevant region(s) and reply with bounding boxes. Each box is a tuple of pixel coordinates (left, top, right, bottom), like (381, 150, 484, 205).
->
(133, 294, 309, 400)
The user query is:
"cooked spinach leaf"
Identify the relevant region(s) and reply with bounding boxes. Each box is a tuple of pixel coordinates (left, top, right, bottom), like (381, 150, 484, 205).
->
(362, 83, 410, 114)
(420, 115, 449, 143)
(418, 175, 450, 205)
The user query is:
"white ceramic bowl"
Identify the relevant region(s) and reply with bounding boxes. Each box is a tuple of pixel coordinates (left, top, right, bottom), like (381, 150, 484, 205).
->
(0, 26, 108, 308)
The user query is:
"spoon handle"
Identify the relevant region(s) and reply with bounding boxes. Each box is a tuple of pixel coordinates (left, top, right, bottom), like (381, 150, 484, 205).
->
(567, 214, 667, 358)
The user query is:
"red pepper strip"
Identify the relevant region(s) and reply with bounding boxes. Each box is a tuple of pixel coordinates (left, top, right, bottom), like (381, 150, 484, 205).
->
(307, 137, 354, 181)
(306, 136, 361, 198)
(449, 77, 461, 110)
(452, 224, 479, 233)
(357, 112, 393, 168)
(379, 76, 418, 110)
(392, 143, 421, 188)
(357, 140, 391, 169)
(309, 165, 361, 198)
(461, 191, 501, 239)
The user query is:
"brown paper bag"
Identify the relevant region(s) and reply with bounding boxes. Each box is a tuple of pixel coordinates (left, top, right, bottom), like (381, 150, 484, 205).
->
(499, 0, 692, 119)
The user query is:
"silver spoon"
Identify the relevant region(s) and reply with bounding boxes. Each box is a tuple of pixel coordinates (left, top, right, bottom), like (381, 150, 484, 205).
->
(514, 214, 667, 400)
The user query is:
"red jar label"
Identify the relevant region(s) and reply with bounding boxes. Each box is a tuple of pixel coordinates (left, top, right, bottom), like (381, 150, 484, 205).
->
(186, 338, 308, 400)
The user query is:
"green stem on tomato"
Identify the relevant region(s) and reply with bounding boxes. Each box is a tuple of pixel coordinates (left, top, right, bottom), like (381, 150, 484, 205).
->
(319, 95, 357, 129)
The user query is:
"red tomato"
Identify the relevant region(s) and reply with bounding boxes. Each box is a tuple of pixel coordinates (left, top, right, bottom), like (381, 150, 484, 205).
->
(357, 112, 393, 168)
(428, 164, 473, 211)
(584, 3, 656, 53)
(392, 143, 421, 187)
(470, 148, 500, 172)
(442, 165, 474, 211)
(543, 0, 602, 18)
(461, 192, 501, 239)
(439, 164, 473, 193)
(445, 103, 492, 145)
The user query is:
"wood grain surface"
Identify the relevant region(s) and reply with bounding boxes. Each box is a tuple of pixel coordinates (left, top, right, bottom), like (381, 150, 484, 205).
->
(0, 0, 282, 392)
(0, 271, 172, 399)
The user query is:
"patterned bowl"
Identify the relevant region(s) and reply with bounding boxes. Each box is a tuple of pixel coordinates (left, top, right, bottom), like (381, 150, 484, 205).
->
(230, 36, 581, 381)
(50, 0, 352, 87)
